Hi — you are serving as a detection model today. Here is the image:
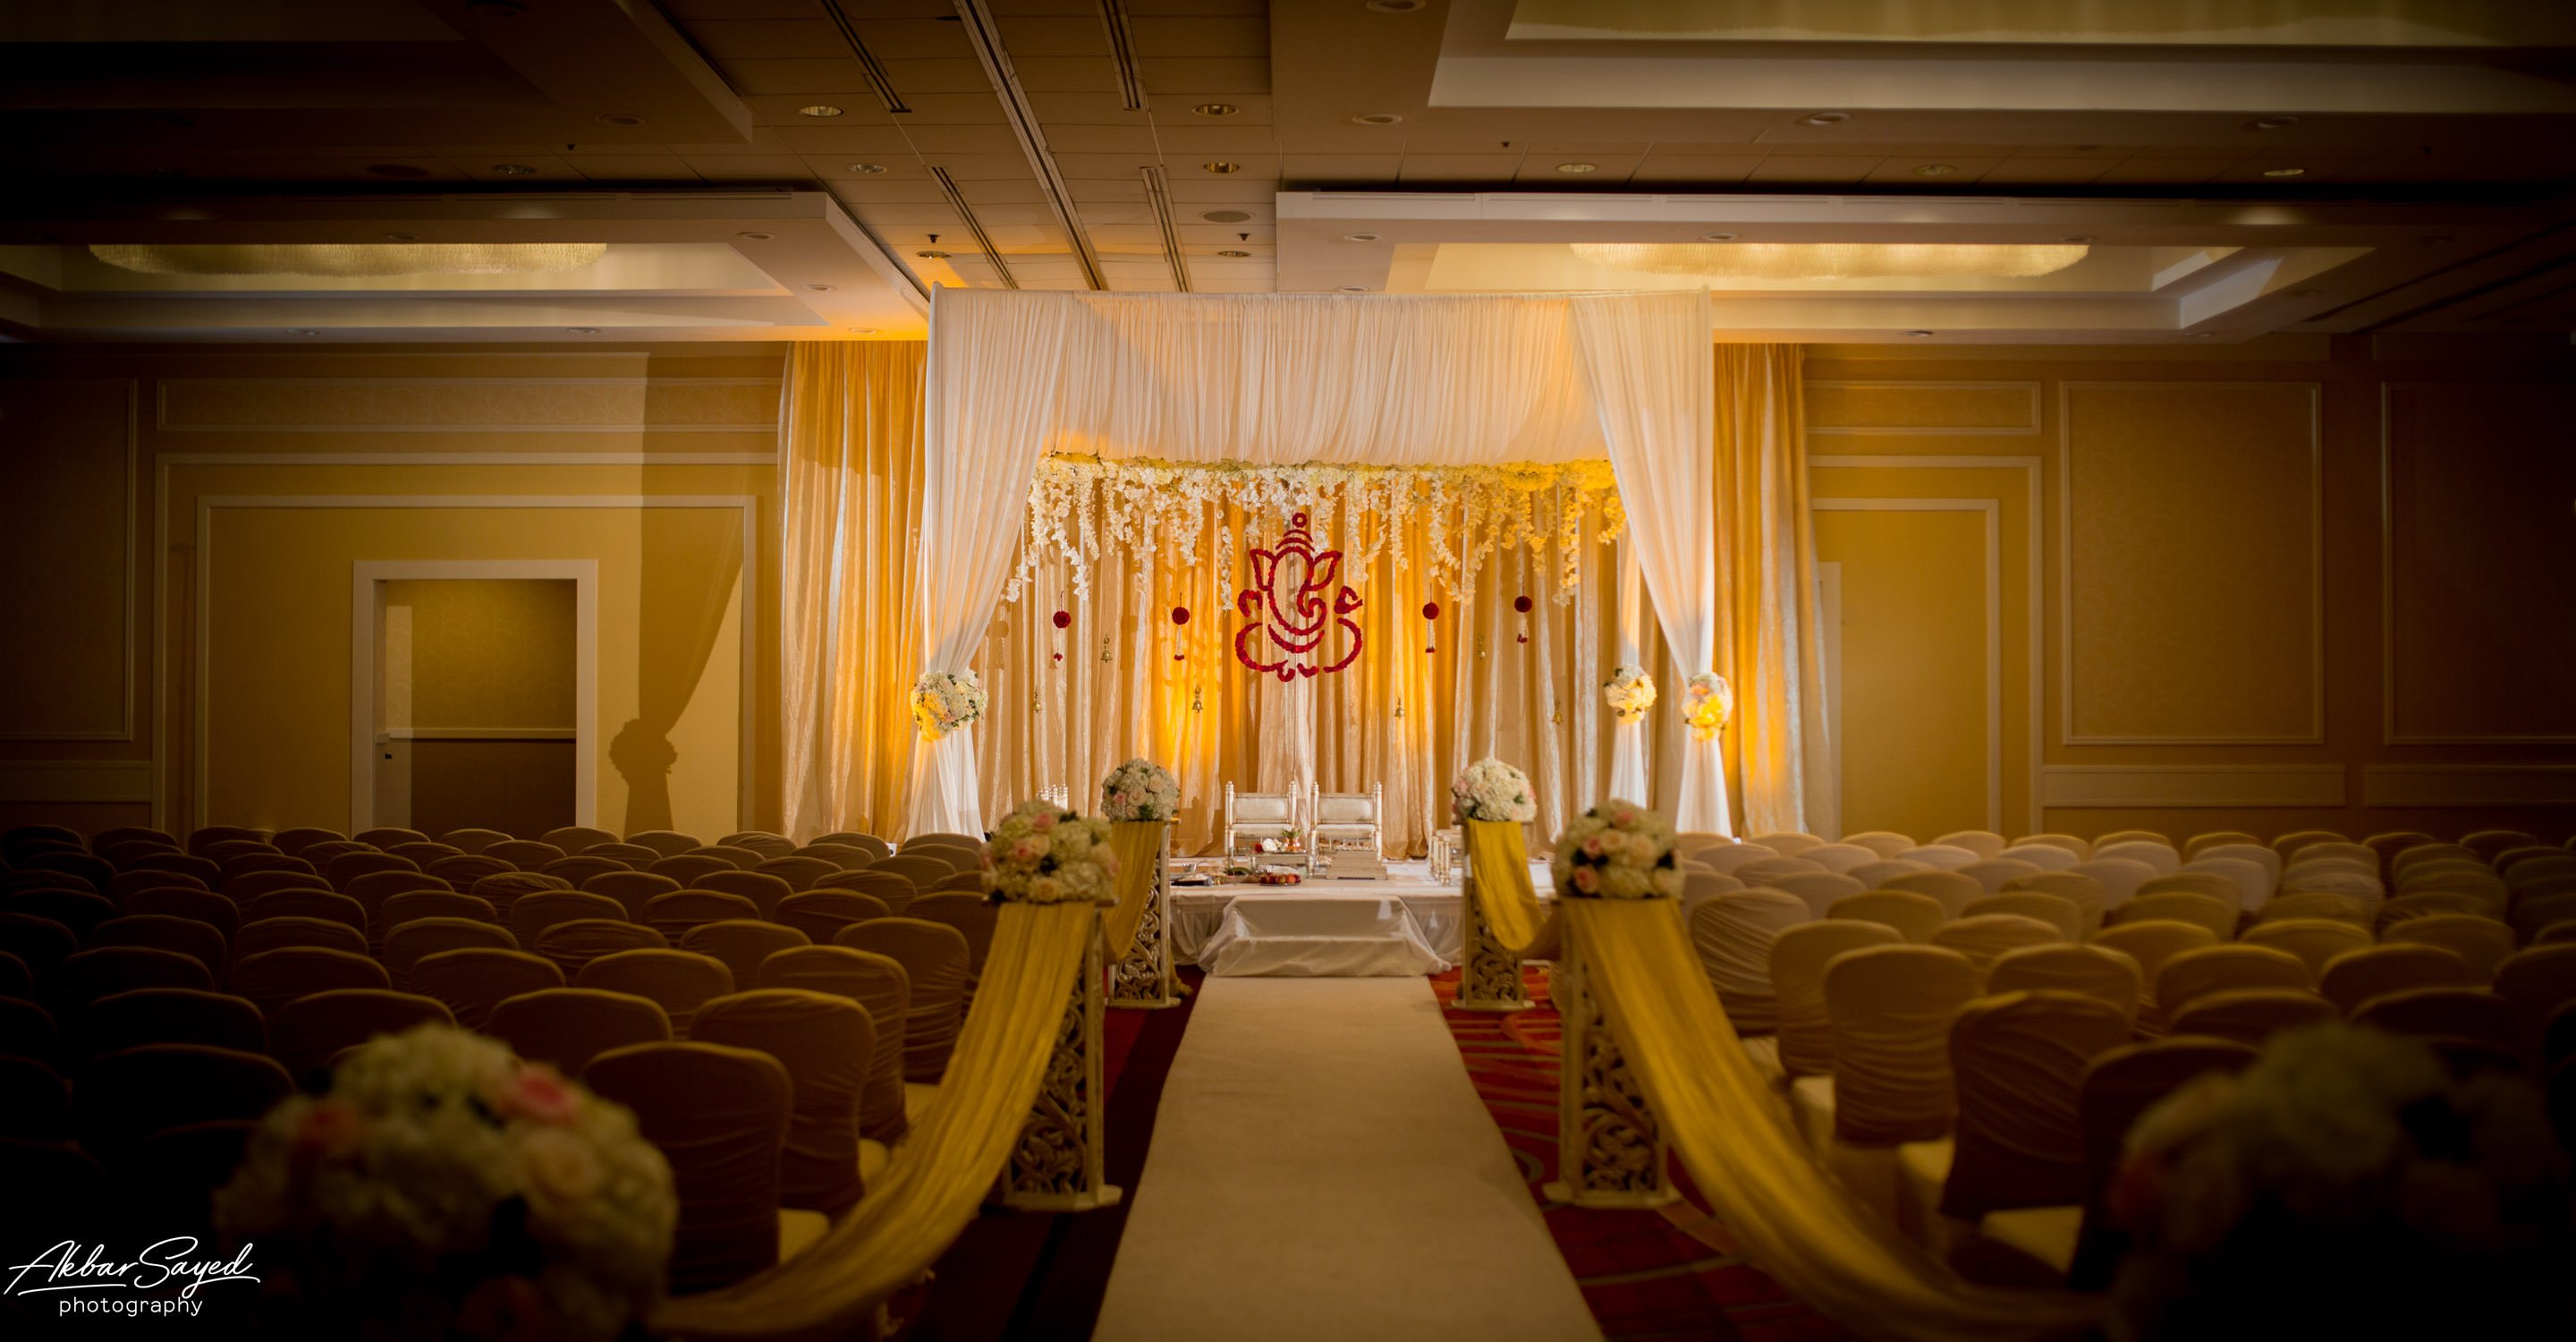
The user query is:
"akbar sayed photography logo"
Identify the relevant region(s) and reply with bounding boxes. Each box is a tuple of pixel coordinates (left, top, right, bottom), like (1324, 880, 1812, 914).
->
(5, 1237, 258, 1321)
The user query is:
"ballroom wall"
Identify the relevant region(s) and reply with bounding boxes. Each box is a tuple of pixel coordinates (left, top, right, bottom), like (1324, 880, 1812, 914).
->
(2, 333, 2567, 844)
(0, 344, 784, 840)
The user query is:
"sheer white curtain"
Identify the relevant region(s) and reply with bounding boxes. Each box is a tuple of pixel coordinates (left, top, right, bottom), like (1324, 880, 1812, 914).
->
(1608, 537, 1650, 804)
(1574, 291, 1731, 834)
(911, 289, 1070, 835)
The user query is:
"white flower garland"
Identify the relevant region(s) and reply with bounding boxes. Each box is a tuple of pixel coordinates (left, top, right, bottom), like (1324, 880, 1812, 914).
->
(1604, 664, 1657, 724)
(1100, 758, 1180, 821)
(1452, 757, 1537, 823)
(911, 668, 987, 742)
(1683, 671, 1733, 742)
(1007, 455, 1625, 603)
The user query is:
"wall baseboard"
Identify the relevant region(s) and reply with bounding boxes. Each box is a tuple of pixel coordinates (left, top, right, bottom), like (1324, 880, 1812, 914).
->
(2041, 764, 2346, 809)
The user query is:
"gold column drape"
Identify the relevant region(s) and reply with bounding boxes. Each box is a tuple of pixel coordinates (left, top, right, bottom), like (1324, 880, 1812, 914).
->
(1564, 898, 2098, 1342)
(1713, 344, 1836, 837)
(1103, 819, 1163, 956)
(1462, 817, 1560, 959)
(780, 342, 926, 842)
(651, 901, 1096, 1340)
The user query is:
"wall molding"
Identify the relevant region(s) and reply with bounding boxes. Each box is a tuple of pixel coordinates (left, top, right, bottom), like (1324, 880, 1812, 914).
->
(0, 760, 154, 803)
(2362, 765, 2576, 808)
(157, 378, 780, 434)
(160, 453, 778, 467)
(2042, 765, 2347, 809)
(1805, 380, 2041, 436)
(0, 378, 140, 743)
(2057, 380, 2325, 745)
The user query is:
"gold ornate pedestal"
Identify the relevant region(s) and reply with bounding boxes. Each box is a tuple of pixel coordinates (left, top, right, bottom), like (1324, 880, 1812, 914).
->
(1452, 877, 1534, 1014)
(1539, 947, 1677, 1209)
(1004, 922, 1123, 1211)
(1106, 829, 1180, 1009)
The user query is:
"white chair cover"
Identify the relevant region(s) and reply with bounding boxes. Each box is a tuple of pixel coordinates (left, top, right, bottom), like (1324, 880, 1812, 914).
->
(1768, 921, 1904, 1077)
(1687, 891, 1812, 1033)
(1956, 859, 2043, 895)
(2090, 841, 2180, 876)
(1773, 871, 1867, 919)
(1822, 945, 1979, 1144)
(1892, 845, 1980, 871)
(1996, 844, 2080, 872)
(2177, 855, 2271, 912)
(1800, 843, 1881, 875)
(1986, 943, 2140, 1023)
(1846, 859, 1932, 889)
(1929, 831, 2006, 860)
(1929, 914, 2067, 987)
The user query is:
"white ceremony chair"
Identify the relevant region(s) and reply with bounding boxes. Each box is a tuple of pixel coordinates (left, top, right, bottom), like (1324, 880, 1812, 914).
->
(1307, 782, 1385, 860)
(1222, 782, 1303, 866)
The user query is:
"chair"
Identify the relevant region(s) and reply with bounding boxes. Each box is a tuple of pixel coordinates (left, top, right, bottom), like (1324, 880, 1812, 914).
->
(242, 888, 369, 939)
(383, 917, 521, 984)
(72, 1044, 293, 1167)
(2461, 828, 2538, 863)
(106, 868, 209, 901)
(436, 827, 513, 854)
(1737, 857, 1827, 889)
(26, 850, 115, 889)
(1956, 859, 2045, 896)
(2153, 944, 2313, 1019)
(1699, 845, 1780, 878)
(583, 1041, 808, 1294)
(2060, 1039, 2262, 1288)
(487, 987, 672, 1074)
(2253, 890, 2375, 927)
(2091, 841, 2180, 876)
(1840, 859, 1927, 891)
(1308, 781, 1385, 858)
(1684, 891, 1809, 1034)
(752, 947, 910, 1145)
(2238, 918, 2371, 979)
(299, 840, 376, 866)
(810, 832, 893, 861)
(1799, 843, 1881, 875)
(428, 854, 516, 886)
(1987, 944, 2142, 1023)
(2166, 989, 2339, 1047)
(1771, 871, 1865, 919)
(578, 949, 734, 1033)
(2177, 830, 2258, 862)
(870, 854, 960, 892)
(2108, 891, 2237, 941)
(352, 826, 428, 849)
(2093, 829, 2169, 849)
(1748, 832, 1825, 858)
(2512, 891, 2576, 941)
(1999, 871, 2110, 935)
(2183, 847, 2279, 902)
(2318, 943, 2475, 1016)
(343, 868, 454, 915)
(1930, 914, 2066, 987)
(1962, 893, 2082, 942)
(689, 990, 877, 1217)
(626, 829, 702, 859)
(87, 912, 230, 981)
(1827, 890, 1946, 944)
(127, 850, 225, 887)
(773, 889, 894, 945)
(1890, 845, 1980, 871)
(650, 854, 738, 888)
(721, 833, 800, 862)
(8, 888, 116, 939)
(1928, 831, 2004, 860)
(689, 845, 767, 871)
(532, 920, 670, 977)
(699, 870, 796, 918)
(71, 986, 258, 1061)
(380, 889, 499, 930)
(2377, 890, 2499, 930)
(1836, 831, 1913, 860)
(586, 871, 685, 920)
(1767, 922, 1906, 1079)
(680, 920, 813, 989)
(643, 890, 764, 942)
(832, 919, 969, 1080)
(53, 947, 216, 1011)
(1881, 870, 1981, 918)
(543, 826, 620, 853)
(1679, 870, 1745, 905)
(2351, 987, 2519, 1050)
(2392, 842, 2481, 879)
(1933, 990, 2134, 1222)
(406, 947, 564, 1031)
(2066, 859, 2159, 909)
(826, 871, 919, 914)
(928, 871, 987, 895)
(0, 1055, 71, 1141)
(1222, 782, 1302, 863)
(587, 842, 665, 866)
(509, 888, 629, 947)
(233, 914, 368, 961)
(2269, 828, 2351, 862)
(795, 843, 877, 871)
(227, 947, 388, 1015)
(753, 856, 840, 894)
(539, 855, 632, 888)
(387, 841, 465, 867)
(0, 913, 80, 980)
(1995, 844, 2080, 874)
(0, 997, 60, 1066)
(224, 868, 334, 903)
(2279, 866, 2385, 904)
(1812, 945, 1979, 1145)
(905, 894, 1000, 990)
(267, 989, 454, 1076)
(2089, 922, 2218, 1029)
(184, 825, 268, 855)
(484, 839, 568, 871)
(2492, 946, 2576, 1050)
(326, 851, 419, 888)
(0, 951, 26, 1000)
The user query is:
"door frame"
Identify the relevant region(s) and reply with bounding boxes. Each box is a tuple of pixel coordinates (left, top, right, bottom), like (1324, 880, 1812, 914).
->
(349, 559, 598, 832)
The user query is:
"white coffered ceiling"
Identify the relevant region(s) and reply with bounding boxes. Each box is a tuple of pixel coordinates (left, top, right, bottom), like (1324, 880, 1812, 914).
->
(1, 0, 2570, 343)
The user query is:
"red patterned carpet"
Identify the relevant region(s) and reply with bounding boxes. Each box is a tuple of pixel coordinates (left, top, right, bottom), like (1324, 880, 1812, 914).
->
(1430, 967, 1849, 1342)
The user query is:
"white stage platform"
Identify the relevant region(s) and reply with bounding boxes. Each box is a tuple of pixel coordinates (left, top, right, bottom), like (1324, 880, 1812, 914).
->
(1170, 860, 1552, 976)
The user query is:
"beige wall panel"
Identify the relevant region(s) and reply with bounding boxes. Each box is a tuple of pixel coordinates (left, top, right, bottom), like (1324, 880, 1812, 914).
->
(383, 578, 580, 731)
(2383, 382, 2576, 741)
(2063, 381, 2319, 743)
(0, 378, 133, 739)
(1814, 507, 1994, 840)
(159, 378, 778, 433)
(1807, 380, 2038, 433)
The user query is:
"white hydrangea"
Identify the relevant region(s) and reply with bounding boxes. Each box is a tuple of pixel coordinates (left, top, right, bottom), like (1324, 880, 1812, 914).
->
(1452, 757, 1537, 823)
(1100, 758, 1180, 821)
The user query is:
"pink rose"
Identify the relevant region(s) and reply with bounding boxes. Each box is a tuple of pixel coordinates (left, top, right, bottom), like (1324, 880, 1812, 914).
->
(1572, 867, 1599, 893)
(1032, 811, 1057, 831)
(516, 1126, 602, 1204)
(291, 1098, 364, 1164)
(1013, 838, 1043, 863)
(1614, 809, 1637, 827)
(490, 1064, 582, 1125)
(1581, 835, 1606, 857)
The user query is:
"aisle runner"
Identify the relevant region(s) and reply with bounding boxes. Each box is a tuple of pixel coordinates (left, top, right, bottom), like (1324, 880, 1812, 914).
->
(1432, 968, 1847, 1342)
(1094, 977, 1601, 1341)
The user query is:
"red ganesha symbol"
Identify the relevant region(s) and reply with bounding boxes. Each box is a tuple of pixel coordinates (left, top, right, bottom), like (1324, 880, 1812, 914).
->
(1233, 512, 1363, 680)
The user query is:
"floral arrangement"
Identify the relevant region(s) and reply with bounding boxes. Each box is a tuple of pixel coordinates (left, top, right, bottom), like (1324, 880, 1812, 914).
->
(1603, 665, 1657, 724)
(1551, 800, 1682, 899)
(214, 1024, 675, 1342)
(1682, 671, 1733, 742)
(1452, 758, 1537, 823)
(981, 798, 1119, 904)
(1100, 758, 1180, 822)
(1009, 455, 1626, 602)
(911, 668, 987, 742)
(2107, 1025, 2572, 1339)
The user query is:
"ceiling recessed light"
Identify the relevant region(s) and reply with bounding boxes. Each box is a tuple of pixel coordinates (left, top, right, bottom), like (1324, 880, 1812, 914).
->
(917, 251, 951, 259)
(802, 283, 835, 292)
(2261, 166, 2306, 177)
(1365, 0, 1426, 11)
(1902, 329, 1935, 338)
(1912, 164, 1956, 177)
(798, 105, 844, 118)
(1337, 285, 1370, 293)
(848, 162, 887, 174)
(288, 328, 321, 336)
(1217, 250, 1250, 258)
(1202, 161, 1242, 174)
(2248, 115, 2301, 131)
(490, 164, 537, 175)
(735, 231, 772, 241)
(1555, 162, 1597, 174)
(1193, 103, 1239, 117)
(596, 113, 644, 127)
(1342, 232, 1380, 242)
(1202, 209, 1251, 224)
(566, 327, 599, 335)
(1699, 232, 1739, 242)
(1800, 112, 1850, 126)
(1351, 113, 1402, 126)
(384, 232, 419, 242)
(2060, 234, 2096, 243)
(850, 327, 878, 335)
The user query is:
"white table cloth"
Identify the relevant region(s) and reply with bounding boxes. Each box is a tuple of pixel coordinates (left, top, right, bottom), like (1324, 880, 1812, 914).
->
(1198, 894, 1451, 978)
